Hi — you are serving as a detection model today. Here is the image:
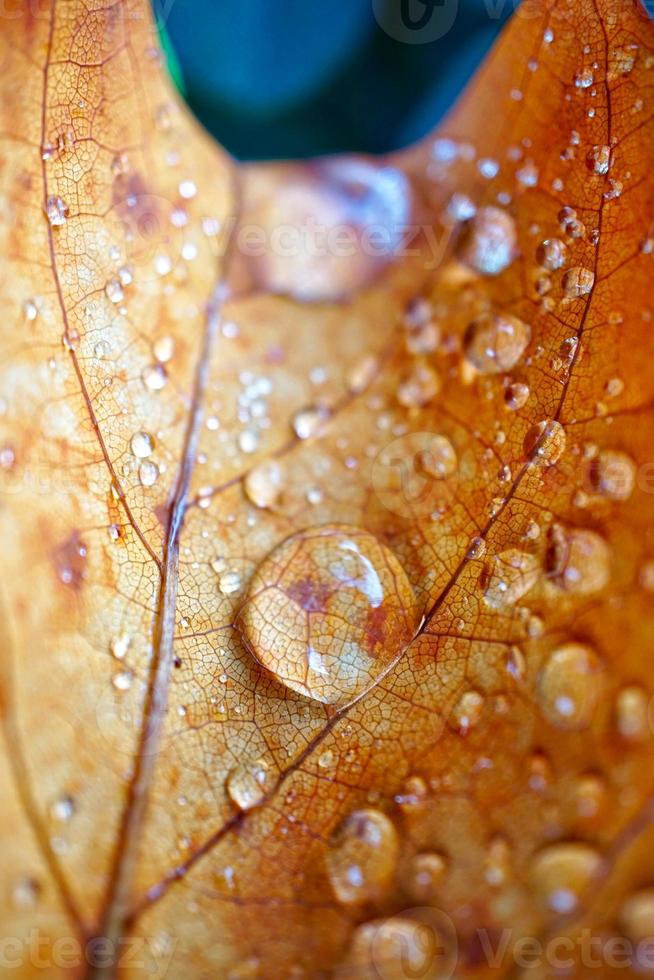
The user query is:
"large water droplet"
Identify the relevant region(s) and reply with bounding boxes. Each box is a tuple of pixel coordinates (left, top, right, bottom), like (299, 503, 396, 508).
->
(237, 524, 418, 706)
(326, 808, 398, 905)
(538, 643, 603, 730)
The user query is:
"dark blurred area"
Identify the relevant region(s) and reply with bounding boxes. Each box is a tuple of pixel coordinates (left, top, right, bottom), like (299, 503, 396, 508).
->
(154, 0, 512, 161)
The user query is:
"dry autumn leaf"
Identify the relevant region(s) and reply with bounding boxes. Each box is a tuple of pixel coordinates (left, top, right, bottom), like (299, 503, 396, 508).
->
(1, 0, 654, 977)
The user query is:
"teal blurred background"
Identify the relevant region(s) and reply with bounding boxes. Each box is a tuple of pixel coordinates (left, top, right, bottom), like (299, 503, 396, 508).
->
(153, 0, 512, 161)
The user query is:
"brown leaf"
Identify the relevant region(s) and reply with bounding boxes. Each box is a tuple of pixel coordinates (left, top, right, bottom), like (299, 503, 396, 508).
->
(1, 1, 654, 978)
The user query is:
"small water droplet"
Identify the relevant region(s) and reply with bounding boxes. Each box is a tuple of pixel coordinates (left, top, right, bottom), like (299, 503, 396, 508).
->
(615, 685, 650, 741)
(178, 179, 197, 200)
(154, 253, 173, 277)
(130, 431, 154, 458)
(546, 524, 611, 594)
(347, 356, 378, 394)
(218, 570, 242, 596)
(537, 238, 567, 270)
(419, 434, 457, 479)
(524, 419, 566, 466)
(11, 876, 41, 909)
(104, 278, 124, 304)
(238, 429, 260, 455)
(467, 536, 486, 560)
(23, 298, 39, 321)
(458, 206, 517, 276)
(62, 327, 80, 352)
(395, 775, 428, 810)
(481, 549, 540, 609)
(506, 645, 526, 682)
(485, 836, 512, 886)
(141, 363, 167, 391)
(110, 634, 131, 660)
(563, 266, 595, 297)
(450, 689, 484, 733)
(405, 851, 448, 900)
(237, 524, 418, 706)
(326, 808, 398, 905)
(226, 759, 271, 811)
(516, 159, 538, 187)
(153, 336, 174, 362)
(46, 196, 68, 226)
(538, 643, 603, 730)
(590, 449, 635, 500)
(464, 312, 530, 374)
(586, 144, 610, 175)
(478, 158, 499, 179)
(397, 363, 441, 407)
(292, 405, 328, 440)
(603, 178, 622, 201)
(447, 192, 476, 222)
(531, 843, 602, 914)
(574, 68, 595, 89)
(112, 671, 132, 691)
(111, 152, 130, 175)
(138, 460, 159, 487)
(244, 460, 283, 509)
(50, 795, 75, 823)
(620, 889, 654, 945)
(573, 774, 607, 821)
(504, 381, 530, 411)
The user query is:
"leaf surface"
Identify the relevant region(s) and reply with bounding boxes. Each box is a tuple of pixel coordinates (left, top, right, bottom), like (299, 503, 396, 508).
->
(1, 1, 654, 978)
